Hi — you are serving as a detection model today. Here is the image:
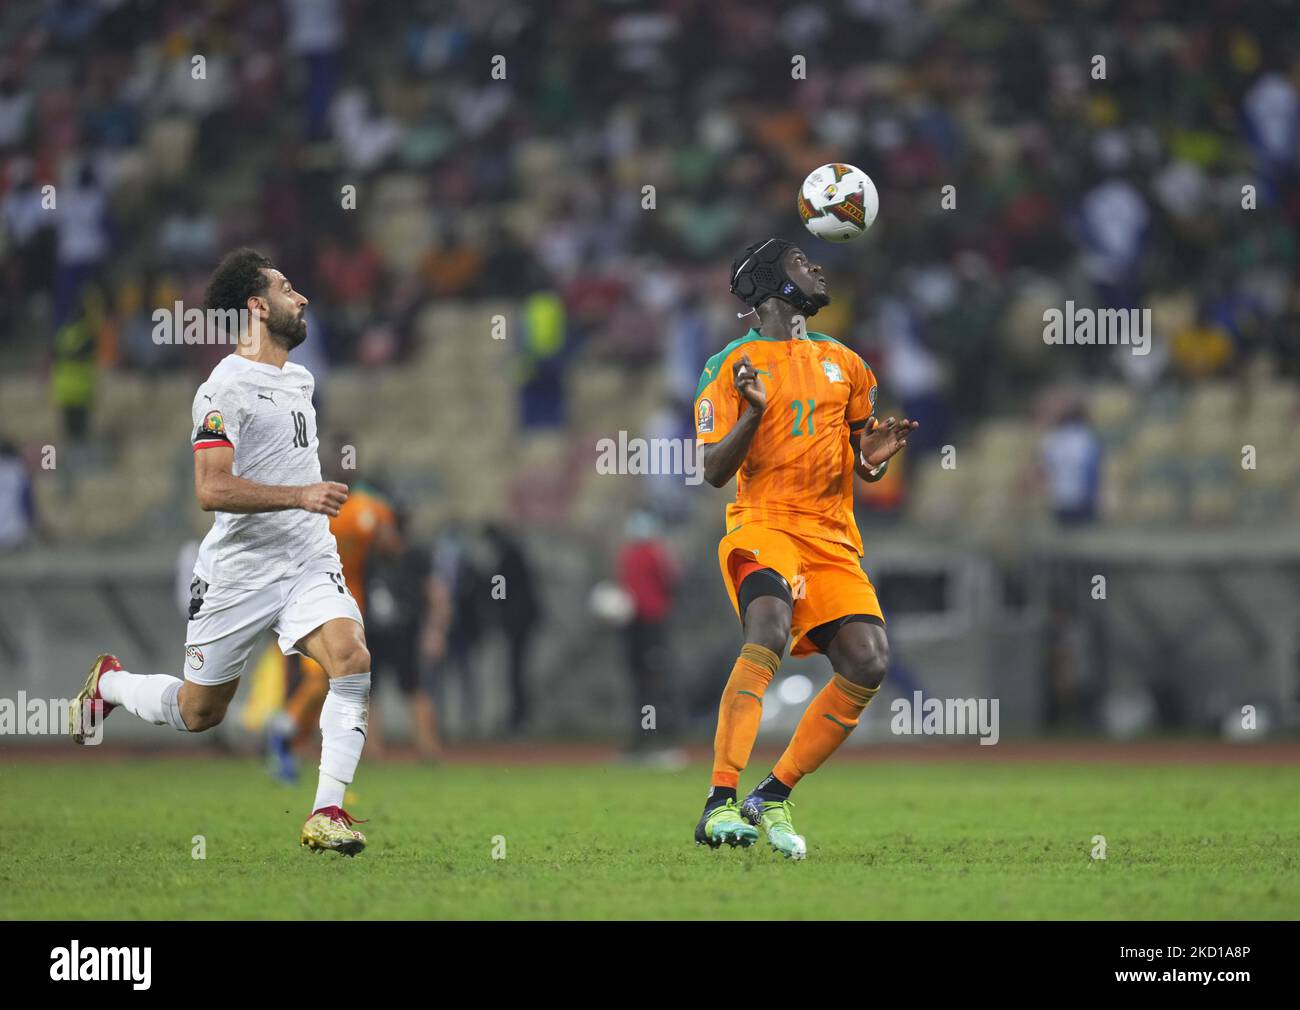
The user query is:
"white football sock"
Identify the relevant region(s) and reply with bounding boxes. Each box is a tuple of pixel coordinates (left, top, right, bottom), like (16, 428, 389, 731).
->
(313, 772, 348, 812)
(98, 670, 189, 731)
(314, 672, 370, 812)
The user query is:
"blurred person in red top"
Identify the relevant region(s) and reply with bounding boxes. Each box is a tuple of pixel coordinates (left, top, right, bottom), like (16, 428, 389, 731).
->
(616, 510, 682, 760)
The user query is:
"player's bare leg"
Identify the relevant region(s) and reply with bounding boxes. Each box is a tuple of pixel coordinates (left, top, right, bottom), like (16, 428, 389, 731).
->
(176, 678, 243, 730)
(743, 620, 888, 859)
(296, 617, 372, 856)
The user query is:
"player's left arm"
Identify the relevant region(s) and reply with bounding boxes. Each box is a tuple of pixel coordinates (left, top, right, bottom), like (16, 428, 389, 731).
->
(851, 417, 918, 482)
(845, 354, 917, 483)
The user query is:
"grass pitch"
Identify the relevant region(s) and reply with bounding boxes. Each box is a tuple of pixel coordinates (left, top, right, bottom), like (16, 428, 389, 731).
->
(3, 756, 1298, 919)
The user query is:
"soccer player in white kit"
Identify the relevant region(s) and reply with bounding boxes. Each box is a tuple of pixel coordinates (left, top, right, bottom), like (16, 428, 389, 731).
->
(69, 248, 373, 856)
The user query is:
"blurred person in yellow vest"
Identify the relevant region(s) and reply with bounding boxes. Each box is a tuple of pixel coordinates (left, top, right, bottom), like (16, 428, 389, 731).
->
(51, 289, 101, 441)
(1172, 318, 1234, 379)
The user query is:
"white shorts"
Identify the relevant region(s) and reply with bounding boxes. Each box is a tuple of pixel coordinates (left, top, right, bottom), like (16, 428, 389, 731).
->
(182, 551, 364, 686)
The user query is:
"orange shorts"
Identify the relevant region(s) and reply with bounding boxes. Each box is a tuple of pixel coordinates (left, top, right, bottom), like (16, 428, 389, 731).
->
(718, 524, 884, 657)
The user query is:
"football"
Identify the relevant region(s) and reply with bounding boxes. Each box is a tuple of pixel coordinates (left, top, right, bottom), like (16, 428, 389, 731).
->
(798, 163, 879, 242)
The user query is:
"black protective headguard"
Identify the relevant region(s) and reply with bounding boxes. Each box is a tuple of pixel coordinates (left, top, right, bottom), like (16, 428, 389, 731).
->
(729, 238, 821, 317)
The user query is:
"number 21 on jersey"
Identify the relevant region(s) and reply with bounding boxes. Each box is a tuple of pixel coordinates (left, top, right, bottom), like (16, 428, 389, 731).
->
(790, 399, 816, 436)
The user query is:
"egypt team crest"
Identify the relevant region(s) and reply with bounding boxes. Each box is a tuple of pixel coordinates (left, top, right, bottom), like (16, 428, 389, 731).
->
(193, 408, 233, 450)
(821, 360, 844, 383)
(697, 397, 715, 434)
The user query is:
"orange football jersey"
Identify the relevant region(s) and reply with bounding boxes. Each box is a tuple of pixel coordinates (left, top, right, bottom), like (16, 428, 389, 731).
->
(330, 484, 396, 612)
(694, 329, 877, 555)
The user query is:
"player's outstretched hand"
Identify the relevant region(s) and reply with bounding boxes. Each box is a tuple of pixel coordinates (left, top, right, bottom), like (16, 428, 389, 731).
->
(860, 416, 919, 468)
(733, 354, 766, 412)
(299, 481, 349, 517)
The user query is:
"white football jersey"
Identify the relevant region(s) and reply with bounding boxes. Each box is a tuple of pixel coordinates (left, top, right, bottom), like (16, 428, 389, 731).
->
(191, 354, 336, 589)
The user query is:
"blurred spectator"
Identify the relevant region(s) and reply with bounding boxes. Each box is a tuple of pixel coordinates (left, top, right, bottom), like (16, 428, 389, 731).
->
(616, 510, 680, 752)
(484, 522, 541, 734)
(648, 397, 697, 520)
(286, 0, 344, 141)
(1, 158, 53, 315)
(41, 0, 101, 48)
(367, 509, 442, 757)
(1243, 69, 1299, 202)
(428, 524, 487, 737)
(53, 162, 110, 326)
(0, 71, 32, 152)
(1172, 315, 1235, 380)
(419, 224, 484, 299)
(329, 85, 404, 173)
(1076, 172, 1149, 311)
(0, 439, 35, 549)
(157, 192, 218, 270)
(1042, 589, 1096, 730)
(50, 296, 98, 440)
(117, 275, 168, 372)
(1039, 403, 1104, 525)
(874, 295, 949, 454)
(518, 291, 569, 429)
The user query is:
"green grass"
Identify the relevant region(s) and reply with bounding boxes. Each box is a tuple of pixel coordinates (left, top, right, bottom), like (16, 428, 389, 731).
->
(3, 757, 1298, 919)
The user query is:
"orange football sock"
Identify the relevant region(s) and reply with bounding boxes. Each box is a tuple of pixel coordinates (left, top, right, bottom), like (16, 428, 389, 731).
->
(772, 673, 878, 788)
(711, 643, 781, 790)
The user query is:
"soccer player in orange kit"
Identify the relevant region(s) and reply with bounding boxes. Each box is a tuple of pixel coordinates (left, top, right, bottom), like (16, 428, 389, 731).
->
(693, 238, 918, 859)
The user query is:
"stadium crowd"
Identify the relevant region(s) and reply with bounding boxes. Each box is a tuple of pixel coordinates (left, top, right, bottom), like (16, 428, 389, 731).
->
(0, 0, 1297, 540)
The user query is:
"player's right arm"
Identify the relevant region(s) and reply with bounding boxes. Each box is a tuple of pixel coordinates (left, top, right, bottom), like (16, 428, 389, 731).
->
(193, 446, 348, 515)
(700, 354, 766, 488)
(191, 390, 347, 515)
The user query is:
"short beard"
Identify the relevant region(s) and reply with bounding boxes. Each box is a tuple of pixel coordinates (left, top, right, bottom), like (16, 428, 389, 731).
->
(267, 306, 307, 350)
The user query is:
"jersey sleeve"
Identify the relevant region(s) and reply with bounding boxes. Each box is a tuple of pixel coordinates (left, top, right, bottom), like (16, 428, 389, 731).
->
(846, 352, 878, 432)
(191, 383, 239, 452)
(694, 354, 742, 445)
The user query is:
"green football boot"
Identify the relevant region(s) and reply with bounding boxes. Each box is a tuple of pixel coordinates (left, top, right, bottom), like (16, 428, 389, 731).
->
(694, 798, 759, 849)
(740, 794, 807, 860)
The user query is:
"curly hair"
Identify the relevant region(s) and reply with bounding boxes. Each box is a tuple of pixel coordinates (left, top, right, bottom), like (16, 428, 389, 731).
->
(205, 247, 273, 318)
